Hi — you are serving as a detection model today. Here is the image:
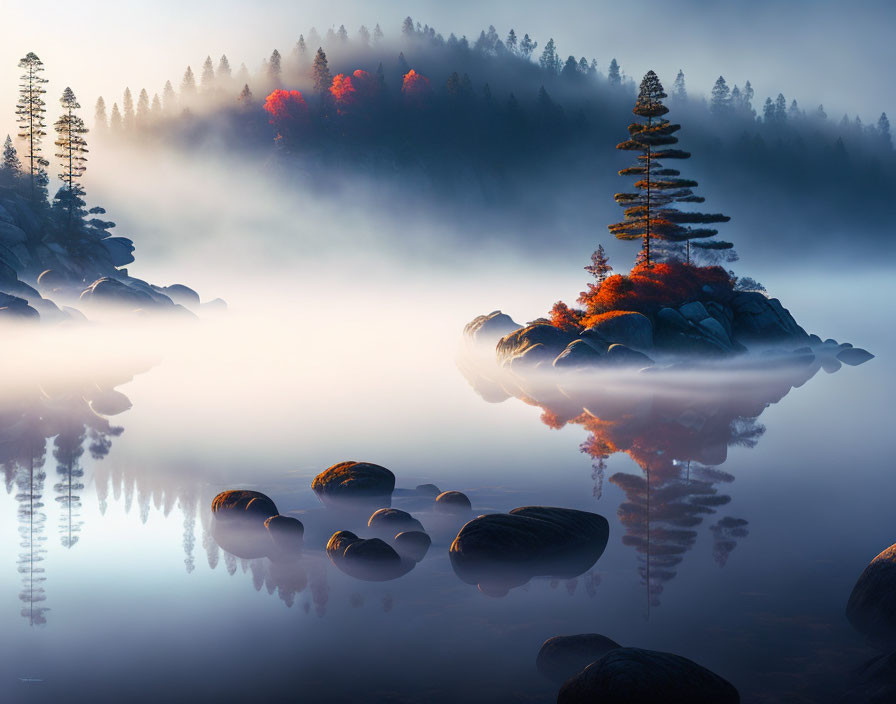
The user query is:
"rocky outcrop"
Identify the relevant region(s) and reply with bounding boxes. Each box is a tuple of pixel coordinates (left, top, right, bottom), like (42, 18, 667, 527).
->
(449, 506, 609, 596)
(583, 312, 653, 350)
(464, 310, 523, 347)
(537, 633, 622, 684)
(847, 543, 896, 647)
(311, 461, 396, 508)
(557, 648, 740, 703)
(326, 530, 413, 581)
(211, 490, 279, 522)
(729, 291, 807, 343)
(553, 339, 605, 369)
(0, 291, 39, 322)
(496, 324, 578, 369)
(264, 515, 305, 556)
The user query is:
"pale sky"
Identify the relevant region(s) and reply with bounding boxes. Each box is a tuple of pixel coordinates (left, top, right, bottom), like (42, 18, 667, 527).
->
(1, 0, 893, 140)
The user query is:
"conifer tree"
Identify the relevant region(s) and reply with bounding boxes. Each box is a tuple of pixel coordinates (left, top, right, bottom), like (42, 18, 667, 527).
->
(136, 89, 150, 128)
(268, 49, 282, 85)
(539, 39, 559, 73)
(217, 55, 232, 80)
(181, 66, 197, 99)
(122, 88, 135, 130)
(520, 34, 537, 59)
(162, 80, 176, 114)
(336, 25, 348, 43)
(506, 29, 518, 54)
(609, 70, 732, 267)
(710, 76, 730, 115)
(109, 103, 122, 132)
(235, 63, 250, 86)
(774, 93, 787, 122)
(763, 97, 775, 123)
(608, 58, 621, 86)
(672, 70, 686, 100)
(373, 24, 384, 44)
(312, 48, 331, 93)
(53, 87, 89, 227)
(200, 56, 216, 92)
(238, 84, 253, 107)
(151, 94, 162, 120)
(94, 96, 108, 131)
(15, 52, 50, 199)
(2, 135, 21, 175)
(358, 26, 370, 46)
(878, 112, 891, 148)
(402, 17, 415, 37)
(585, 244, 612, 283)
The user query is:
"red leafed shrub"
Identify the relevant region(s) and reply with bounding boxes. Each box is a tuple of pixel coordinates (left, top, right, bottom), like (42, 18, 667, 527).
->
(549, 301, 585, 332)
(577, 261, 732, 326)
(263, 90, 309, 142)
(401, 69, 431, 105)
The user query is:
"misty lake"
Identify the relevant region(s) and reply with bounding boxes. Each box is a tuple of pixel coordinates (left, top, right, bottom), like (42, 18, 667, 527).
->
(0, 270, 890, 704)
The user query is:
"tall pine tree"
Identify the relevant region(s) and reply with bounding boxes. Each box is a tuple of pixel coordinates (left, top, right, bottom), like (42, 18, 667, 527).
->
(15, 52, 50, 200)
(610, 71, 732, 267)
(53, 87, 89, 229)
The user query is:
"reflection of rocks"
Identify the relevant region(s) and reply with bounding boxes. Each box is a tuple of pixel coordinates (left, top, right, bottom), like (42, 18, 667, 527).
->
(557, 647, 739, 703)
(537, 633, 622, 684)
(312, 461, 395, 508)
(449, 507, 610, 596)
(847, 543, 896, 647)
(326, 530, 414, 581)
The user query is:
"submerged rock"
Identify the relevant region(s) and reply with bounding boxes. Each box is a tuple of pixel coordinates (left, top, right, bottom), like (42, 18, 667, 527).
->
(434, 490, 472, 514)
(311, 461, 396, 508)
(847, 543, 896, 647)
(449, 506, 609, 596)
(583, 312, 653, 350)
(368, 508, 424, 537)
(536, 633, 622, 684)
(394, 530, 431, 562)
(464, 310, 523, 347)
(210, 490, 281, 559)
(264, 515, 304, 556)
(837, 347, 874, 366)
(326, 530, 412, 581)
(557, 647, 740, 704)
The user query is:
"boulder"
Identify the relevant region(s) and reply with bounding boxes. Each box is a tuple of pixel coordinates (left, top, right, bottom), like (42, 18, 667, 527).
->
(536, 633, 622, 684)
(80, 277, 157, 309)
(583, 312, 653, 350)
(0, 292, 40, 322)
(100, 237, 135, 267)
(415, 483, 441, 497)
(326, 530, 411, 581)
(264, 515, 304, 556)
(449, 506, 609, 596)
(604, 344, 654, 368)
(557, 648, 739, 703)
(553, 340, 605, 370)
(464, 310, 523, 347)
(655, 307, 732, 356)
(211, 490, 279, 523)
(847, 543, 896, 646)
(842, 650, 896, 704)
(368, 507, 424, 537)
(156, 283, 201, 308)
(838, 347, 874, 366)
(0, 221, 28, 245)
(678, 301, 710, 323)
(434, 490, 472, 514)
(394, 531, 431, 562)
(311, 461, 396, 508)
(729, 291, 807, 343)
(496, 324, 577, 369)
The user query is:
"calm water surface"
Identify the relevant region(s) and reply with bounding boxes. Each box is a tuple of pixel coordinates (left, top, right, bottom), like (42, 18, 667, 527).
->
(0, 273, 891, 703)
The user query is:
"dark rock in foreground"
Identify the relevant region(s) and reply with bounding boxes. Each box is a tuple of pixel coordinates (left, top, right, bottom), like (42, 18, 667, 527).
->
(434, 490, 472, 514)
(449, 506, 609, 596)
(368, 508, 424, 537)
(394, 530, 431, 562)
(842, 650, 896, 704)
(311, 461, 396, 508)
(847, 543, 896, 647)
(536, 633, 622, 684)
(326, 530, 413, 581)
(557, 647, 739, 703)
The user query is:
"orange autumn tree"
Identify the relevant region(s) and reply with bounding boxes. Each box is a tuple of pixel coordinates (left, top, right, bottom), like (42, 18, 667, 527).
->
(329, 73, 357, 113)
(401, 69, 431, 106)
(611, 71, 732, 266)
(263, 89, 308, 142)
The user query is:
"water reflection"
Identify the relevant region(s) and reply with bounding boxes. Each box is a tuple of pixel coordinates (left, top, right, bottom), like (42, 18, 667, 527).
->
(460, 349, 843, 612)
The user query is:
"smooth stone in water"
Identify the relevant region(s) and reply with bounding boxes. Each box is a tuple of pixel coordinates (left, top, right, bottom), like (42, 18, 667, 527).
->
(211, 490, 279, 522)
(557, 647, 740, 704)
(264, 515, 304, 556)
(414, 483, 441, 497)
(311, 461, 396, 507)
(368, 507, 424, 537)
(326, 530, 411, 581)
(393, 531, 431, 562)
(434, 490, 472, 514)
(536, 633, 622, 684)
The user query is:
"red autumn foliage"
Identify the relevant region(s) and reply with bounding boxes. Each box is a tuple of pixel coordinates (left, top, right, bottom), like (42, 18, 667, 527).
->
(549, 301, 585, 333)
(351, 69, 379, 99)
(401, 69, 431, 105)
(576, 261, 733, 328)
(329, 74, 357, 112)
(263, 90, 309, 142)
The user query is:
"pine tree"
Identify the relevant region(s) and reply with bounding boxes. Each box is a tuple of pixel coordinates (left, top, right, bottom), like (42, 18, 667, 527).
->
(336, 25, 348, 43)
(520, 34, 537, 59)
(181, 66, 197, 99)
(774, 93, 787, 123)
(238, 84, 253, 107)
(162, 80, 176, 114)
(578, 57, 589, 74)
(814, 104, 827, 120)
(402, 17, 415, 37)
(788, 99, 801, 121)
(609, 71, 732, 267)
(268, 49, 282, 85)
(608, 59, 621, 86)
(585, 244, 612, 283)
(151, 93, 162, 119)
(94, 96, 108, 131)
(218, 55, 232, 81)
(561, 56, 580, 80)
(201, 56, 216, 92)
(136, 89, 150, 128)
(506, 29, 518, 54)
(235, 63, 250, 87)
(672, 70, 686, 100)
(16, 52, 50, 199)
(2, 135, 21, 174)
(539, 39, 559, 73)
(53, 87, 89, 227)
(878, 112, 891, 148)
(312, 48, 331, 93)
(742, 81, 755, 115)
(710, 76, 730, 115)
(109, 103, 122, 132)
(358, 25, 370, 46)
(373, 24, 384, 44)
(122, 88, 135, 130)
